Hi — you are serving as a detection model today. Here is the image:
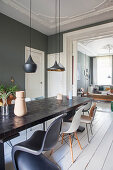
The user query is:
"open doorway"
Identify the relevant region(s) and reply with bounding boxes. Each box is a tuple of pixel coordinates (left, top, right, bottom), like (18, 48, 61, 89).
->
(77, 36, 113, 95)
(63, 22, 113, 96)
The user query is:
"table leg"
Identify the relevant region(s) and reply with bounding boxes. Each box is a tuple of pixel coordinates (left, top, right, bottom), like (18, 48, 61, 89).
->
(0, 141, 5, 170)
(43, 122, 46, 131)
(77, 126, 85, 132)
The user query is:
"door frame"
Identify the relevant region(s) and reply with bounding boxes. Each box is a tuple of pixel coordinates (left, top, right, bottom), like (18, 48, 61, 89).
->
(25, 46, 45, 98)
(63, 22, 113, 96)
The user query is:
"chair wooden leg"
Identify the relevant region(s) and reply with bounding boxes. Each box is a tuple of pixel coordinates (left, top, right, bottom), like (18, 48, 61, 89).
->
(74, 132, 82, 150)
(69, 135, 74, 163)
(86, 124, 90, 143)
(61, 133, 64, 144)
(50, 148, 54, 156)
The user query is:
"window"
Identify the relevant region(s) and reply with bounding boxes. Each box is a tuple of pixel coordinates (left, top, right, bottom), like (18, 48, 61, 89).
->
(97, 56, 112, 85)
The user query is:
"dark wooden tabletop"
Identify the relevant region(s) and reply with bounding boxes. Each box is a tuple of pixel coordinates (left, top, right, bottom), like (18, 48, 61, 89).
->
(0, 96, 91, 141)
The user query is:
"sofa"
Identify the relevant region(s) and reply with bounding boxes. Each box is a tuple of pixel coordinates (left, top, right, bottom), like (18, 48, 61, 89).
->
(87, 85, 113, 101)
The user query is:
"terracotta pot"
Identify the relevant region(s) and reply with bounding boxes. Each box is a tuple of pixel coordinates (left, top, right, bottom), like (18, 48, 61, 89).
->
(0, 94, 15, 105)
(7, 94, 15, 104)
(14, 91, 27, 117)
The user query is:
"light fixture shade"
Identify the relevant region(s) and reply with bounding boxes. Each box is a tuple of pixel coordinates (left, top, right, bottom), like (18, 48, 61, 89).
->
(24, 55, 37, 73)
(58, 62, 65, 71)
(108, 75, 111, 78)
(47, 60, 65, 71)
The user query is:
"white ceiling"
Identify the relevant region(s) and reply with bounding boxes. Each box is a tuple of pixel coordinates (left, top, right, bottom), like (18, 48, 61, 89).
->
(0, 0, 113, 35)
(78, 36, 113, 56)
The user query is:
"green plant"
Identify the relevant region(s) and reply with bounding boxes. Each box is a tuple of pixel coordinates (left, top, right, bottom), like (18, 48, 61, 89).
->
(0, 84, 5, 93)
(0, 91, 11, 105)
(5, 84, 18, 96)
(0, 83, 18, 104)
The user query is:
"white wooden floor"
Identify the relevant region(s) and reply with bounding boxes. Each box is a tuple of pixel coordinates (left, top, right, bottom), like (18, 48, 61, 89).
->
(5, 101, 113, 170)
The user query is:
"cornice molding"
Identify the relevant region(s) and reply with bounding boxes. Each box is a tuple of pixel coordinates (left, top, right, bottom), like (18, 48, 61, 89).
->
(1, 0, 50, 28)
(2, 0, 112, 28)
(78, 42, 97, 56)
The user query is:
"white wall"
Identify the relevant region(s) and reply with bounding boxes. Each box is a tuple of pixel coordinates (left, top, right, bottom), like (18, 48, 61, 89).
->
(93, 57, 97, 85)
(73, 41, 78, 96)
(48, 53, 66, 97)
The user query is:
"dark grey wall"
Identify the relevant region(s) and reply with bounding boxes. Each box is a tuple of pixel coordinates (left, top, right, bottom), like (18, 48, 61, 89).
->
(48, 33, 63, 54)
(77, 51, 90, 91)
(90, 58, 93, 84)
(1, 12, 113, 96)
(48, 19, 113, 54)
(0, 13, 48, 96)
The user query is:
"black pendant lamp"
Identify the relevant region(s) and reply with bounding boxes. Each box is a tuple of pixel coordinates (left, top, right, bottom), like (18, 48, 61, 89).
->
(47, 0, 65, 72)
(47, 60, 64, 71)
(24, 0, 37, 73)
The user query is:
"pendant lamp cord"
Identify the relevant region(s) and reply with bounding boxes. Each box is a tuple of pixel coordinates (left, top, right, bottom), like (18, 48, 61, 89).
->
(59, 0, 60, 63)
(30, 0, 31, 56)
(55, 0, 57, 61)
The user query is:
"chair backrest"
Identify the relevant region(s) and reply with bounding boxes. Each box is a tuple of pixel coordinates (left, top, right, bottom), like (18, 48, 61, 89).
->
(83, 101, 92, 111)
(89, 103, 97, 119)
(25, 98, 31, 102)
(31, 96, 44, 101)
(42, 115, 63, 151)
(66, 106, 85, 134)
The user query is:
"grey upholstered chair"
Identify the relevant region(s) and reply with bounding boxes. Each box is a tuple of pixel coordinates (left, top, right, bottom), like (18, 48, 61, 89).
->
(12, 115, 63, 170)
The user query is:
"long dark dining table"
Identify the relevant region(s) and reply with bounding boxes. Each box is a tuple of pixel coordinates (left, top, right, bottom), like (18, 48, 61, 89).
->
(0, 96, 91, 170)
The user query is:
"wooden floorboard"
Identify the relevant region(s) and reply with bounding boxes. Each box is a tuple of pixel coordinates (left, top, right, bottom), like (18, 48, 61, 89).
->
(102, 139, 113, 170)
(68, 114, 112, 170)
(84, 121, 113, 170)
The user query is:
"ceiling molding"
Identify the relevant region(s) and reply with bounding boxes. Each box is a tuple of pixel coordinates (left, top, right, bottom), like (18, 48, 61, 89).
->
(52, 6, 113, 28)
(1, 0, 51, 28)
(1, 0, 112, 28)
(78, 42, 97, 56)
(1, 0, 113, 35)
(79, 36, 113, 56)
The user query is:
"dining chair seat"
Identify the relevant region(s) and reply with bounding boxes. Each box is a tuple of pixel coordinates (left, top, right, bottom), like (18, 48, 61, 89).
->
(80, 115, 92, 124)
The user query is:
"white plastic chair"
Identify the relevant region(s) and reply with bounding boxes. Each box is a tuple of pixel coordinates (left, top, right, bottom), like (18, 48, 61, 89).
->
(61, 106, 85, 163)
(82, 101, 92, 115)
(25, 98, 31, 102)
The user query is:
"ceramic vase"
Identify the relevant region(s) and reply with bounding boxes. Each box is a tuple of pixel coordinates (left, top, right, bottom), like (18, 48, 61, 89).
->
(14, 91, 27, 117)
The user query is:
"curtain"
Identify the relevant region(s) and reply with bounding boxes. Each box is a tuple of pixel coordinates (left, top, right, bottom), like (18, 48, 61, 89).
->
(97, 56, 112, 85)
